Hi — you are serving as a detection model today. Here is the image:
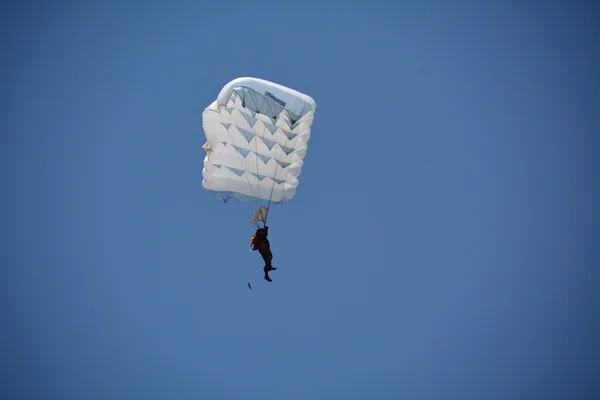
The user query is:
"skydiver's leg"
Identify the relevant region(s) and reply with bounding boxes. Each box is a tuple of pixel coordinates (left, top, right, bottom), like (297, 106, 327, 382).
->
(263, 260, 273, 281)
(259, 246, 276, 282)
(262, 255, 275, 282)
(260, 248, 275, 271)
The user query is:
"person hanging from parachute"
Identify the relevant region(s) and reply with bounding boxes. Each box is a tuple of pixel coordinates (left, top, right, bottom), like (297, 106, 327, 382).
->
(250, 224, 276, 282)
(200, 77, 317, 285)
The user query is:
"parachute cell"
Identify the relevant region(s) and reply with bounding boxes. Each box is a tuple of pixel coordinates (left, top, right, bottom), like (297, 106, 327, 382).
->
(201, 77, 317, 205)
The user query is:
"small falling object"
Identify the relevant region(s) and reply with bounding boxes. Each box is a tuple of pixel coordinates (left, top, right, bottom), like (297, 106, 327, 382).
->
(248, 282, 252, 289)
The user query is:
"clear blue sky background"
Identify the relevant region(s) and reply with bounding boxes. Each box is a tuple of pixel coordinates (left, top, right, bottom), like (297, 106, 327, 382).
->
(2, 1, 599, 399)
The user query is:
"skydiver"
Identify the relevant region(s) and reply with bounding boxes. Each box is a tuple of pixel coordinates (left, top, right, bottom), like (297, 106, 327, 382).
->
(250, 225, 277, 282)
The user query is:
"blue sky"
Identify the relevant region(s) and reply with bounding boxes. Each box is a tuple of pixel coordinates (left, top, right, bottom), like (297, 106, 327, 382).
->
(2, 1, 599, 399)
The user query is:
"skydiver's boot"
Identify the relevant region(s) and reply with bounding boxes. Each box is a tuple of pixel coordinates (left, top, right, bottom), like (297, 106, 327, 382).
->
(264, 265, 273, 282)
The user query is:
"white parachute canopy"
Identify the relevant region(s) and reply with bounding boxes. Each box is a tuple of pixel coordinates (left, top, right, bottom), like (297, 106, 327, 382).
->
(201, 77, 317, 205)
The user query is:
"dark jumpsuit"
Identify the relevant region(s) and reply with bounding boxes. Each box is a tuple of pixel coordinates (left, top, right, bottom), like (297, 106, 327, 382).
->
(251, 226, 276, 281)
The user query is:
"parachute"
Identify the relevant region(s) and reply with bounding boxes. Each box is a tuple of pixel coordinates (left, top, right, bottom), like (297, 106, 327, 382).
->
(201, 77, 317, 224)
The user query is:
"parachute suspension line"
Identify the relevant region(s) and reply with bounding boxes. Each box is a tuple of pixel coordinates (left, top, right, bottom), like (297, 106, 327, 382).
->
(263, 144, 282, 226)
(254, 124, 262, 210)
(263, 186, 274, 226)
